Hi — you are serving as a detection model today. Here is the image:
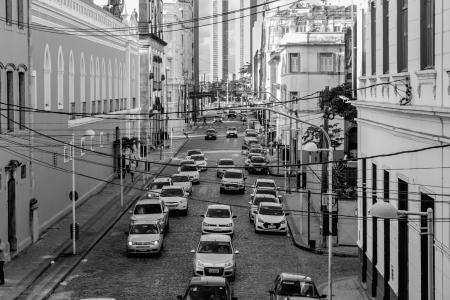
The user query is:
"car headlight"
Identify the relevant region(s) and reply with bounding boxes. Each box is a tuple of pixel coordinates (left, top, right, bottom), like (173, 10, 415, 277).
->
(128, 241, 133, 246)
(196, 260, 204, 267)
(202, 222, 211, 226)
(225, 223, 233, 227)
(280, 219, 286, 224)
(150, 240, 159, 246)
(224, 260, 233, 268)
(257, 217, 264, 223)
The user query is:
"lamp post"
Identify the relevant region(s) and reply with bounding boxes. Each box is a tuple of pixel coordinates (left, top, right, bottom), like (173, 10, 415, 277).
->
(369, 201, 434, 300)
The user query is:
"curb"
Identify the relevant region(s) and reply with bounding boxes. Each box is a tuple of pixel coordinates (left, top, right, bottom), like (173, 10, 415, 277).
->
(16, 139, 189, 299)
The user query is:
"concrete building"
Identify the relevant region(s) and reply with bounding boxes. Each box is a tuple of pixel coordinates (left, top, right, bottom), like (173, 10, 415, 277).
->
(355, 1, 450, 300)
(208, 0, 228, 82)
(163, 0, 194, 133)
(0, 0, 32, 258)
(11, 0, 139, 258)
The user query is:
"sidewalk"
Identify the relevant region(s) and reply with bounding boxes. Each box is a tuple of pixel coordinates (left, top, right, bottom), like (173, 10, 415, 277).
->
(0, 138, 187, 300)
(283, 192, 358, 257)
(317, 276, 370, 300)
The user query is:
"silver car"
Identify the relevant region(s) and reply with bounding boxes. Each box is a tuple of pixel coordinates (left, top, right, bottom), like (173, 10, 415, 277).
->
(171, 174, 193, 195)
(126, 221, 164, 256)
(216, 158, 235, 178)
(191, 234, 238, 280)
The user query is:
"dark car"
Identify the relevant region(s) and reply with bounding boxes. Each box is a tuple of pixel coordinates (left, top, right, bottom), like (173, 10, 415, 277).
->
(247, 155, 269, 174)
(205, 128, 217, 140)
(269, 273, 325, 299)
(177, 276, 237, 300)
(227, 110, 237, 118)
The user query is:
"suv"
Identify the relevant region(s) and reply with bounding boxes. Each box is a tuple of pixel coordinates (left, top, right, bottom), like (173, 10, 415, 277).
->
(216, 158, 235, 178)
(177, 276, 237, 300)
(247, 155, 269, 174)
(159, 186, 189, 215)
(205, 128, 217, 140)
(220, 169, 246, 194)
(269, 273, 325, 299)
(226, 127, 238, 138)
(129, 198, 169, 232)
(244, 132, 259, 145)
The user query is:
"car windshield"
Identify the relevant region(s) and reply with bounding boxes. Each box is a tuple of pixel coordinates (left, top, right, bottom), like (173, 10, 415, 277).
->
(149, 182, 169, 190)
(246, 133, 257, 137)
(256, 189, 277, 197)
(134, 204, 162, 214)
(181, 160, 195, 166)
(188, 150, 201, 156)
(219, 160, 234, 166)
(251, 156, 265, 163)
(181, 165, 198, 172)
(259, 207, 283, 216)
(277, 280, 319, 298)
(250, 149, 262, 154)
(172, 175, 189, 183)
(198, 241, 232, 254)
(191, 155, 204, 161)
(223, 172, 242, 179)
(186, 285, 228, 300)
(228, 127, 236, 131)
(207, 130, 215, 133)
(257, 182, 276, 188)
(253, 197, 277, 206)
(160, 188, 184, 197)
(206, 208, 231, 218)
(129, 224, 159, 234)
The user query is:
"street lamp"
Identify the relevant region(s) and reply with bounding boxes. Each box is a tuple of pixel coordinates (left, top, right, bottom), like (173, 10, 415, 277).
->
(369, 201, 434, 300)
(71, 129, 95, 255)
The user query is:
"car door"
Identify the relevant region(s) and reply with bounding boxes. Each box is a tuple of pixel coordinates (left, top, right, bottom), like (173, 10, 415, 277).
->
(161, 202, 169, 228)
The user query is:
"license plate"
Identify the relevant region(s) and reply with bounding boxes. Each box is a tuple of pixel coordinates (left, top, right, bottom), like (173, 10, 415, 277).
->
(208, 269, 219, 274)
(256, 168, 261, 171)
(268, 225, 276, 229)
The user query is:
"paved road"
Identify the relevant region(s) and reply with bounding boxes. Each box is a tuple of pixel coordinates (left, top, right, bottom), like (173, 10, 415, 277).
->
(49, 121, 359, 299)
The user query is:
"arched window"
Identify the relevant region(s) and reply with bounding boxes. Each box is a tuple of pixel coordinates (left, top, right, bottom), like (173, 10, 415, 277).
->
(69, 51, 75, 118)
(108, 60, 112, 102)
(44, 44, 51, 110)
(57, 46, 64, 109)
(131, 60, 135, 99)
(90, 56, 95, 113)
(119, 63, 122, 108)
(123, 64, 127, 108)
(101, 58, 106, 101)
(80, 53, 86, 113)
(95, 58, 100, 112)
(114, 59, 118, 100)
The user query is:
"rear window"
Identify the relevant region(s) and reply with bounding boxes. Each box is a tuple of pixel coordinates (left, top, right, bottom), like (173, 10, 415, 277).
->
(188, 150, 201, 156)
(228, 127, 236, 131)
(256, 189, 276, 197)
(160, 188, 184, 197)
(257, 182, 276, 188)
(253, 197, 277, 205)
(246, 133, 257, 137)
(251, 156, 265, 163)
(149, 182, 169, 190)
(181, 165, 198, 172)
(219, 160, 234, 166)
(134, 204, 162, 214)
(223, 171, 243, 179)
(172, 175, 189, 182)
(187, 285, 228, 300)
(191, 155, 204, 161)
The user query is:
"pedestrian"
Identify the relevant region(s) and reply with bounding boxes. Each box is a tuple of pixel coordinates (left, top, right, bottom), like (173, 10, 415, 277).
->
(0, 238, 6, 285)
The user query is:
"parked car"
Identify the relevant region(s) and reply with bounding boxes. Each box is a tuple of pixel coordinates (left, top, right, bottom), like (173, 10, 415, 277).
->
(159, 186, 189, 215)
(216, 158, 235, 178)
(213, 114, 223, 123)
(179, 164, 200, 184)
(205, 128, 217, 140)
(227, 110, 237, 118)
(191, 154, 208, 171)
(248, 147, 265, 156)
(254, 202, 288, 234)
(171, 174, 193, 195)
(201, 204, 236, 236)
(252, 179, 278, 193)
(247, 155, 269, 174)
(178, 159, 196, 173)
(177, 276, 237, 300)
(129, 198, 169, 232)
(186, 149, 203, 160)
(248, 194, 279, 222)
(251, 187, 283, 203)
(244, 153, 264, 170)
(191, 234, 238, 280)
(126, 221, 164, 256)
(226, 127, 238, 138)
(220, 169, 246, 194)
(269, 273, 325, 299)
(244, 132, 259, 145)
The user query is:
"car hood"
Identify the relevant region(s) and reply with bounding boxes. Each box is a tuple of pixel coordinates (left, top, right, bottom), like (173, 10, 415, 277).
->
(195, 253, 234, 265)
(128, 233, 161, 243)
(173, 182, 191, 189)
(160, 196, 186, 202)
(245, 137, 258, 141)
(275, 296, 319, 300)
(258, 215, 286, 223)
(222, 177, 243, 184)
(131, 214, 163, 222)
(179, 171, 199, 177)
(194, 161, 206, 165)
(203, 217, 233, 225)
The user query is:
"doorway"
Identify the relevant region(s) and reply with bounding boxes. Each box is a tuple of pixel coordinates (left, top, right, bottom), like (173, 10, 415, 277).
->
(8, 176, 17, 252)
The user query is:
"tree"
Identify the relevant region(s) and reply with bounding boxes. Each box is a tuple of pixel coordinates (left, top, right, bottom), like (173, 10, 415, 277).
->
(301, 123, 344, 150)
(318, 82, 357, 122)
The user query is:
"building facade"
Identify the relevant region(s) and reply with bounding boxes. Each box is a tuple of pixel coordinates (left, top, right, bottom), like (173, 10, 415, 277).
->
(355, 1, 450, 300)
(208, 0, 228, 82)
(0, 0, 32, 257)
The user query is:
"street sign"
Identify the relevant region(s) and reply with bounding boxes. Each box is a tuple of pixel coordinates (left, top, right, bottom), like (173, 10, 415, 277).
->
(69, 191, 79, 201)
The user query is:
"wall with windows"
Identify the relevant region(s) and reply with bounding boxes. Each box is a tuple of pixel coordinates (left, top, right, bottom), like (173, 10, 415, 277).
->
(356, 1, 450, 299)
(29, 0, 139, 237)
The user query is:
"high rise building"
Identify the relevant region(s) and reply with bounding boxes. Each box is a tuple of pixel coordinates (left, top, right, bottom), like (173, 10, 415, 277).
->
(221, 0, 229, 81)
(209, 0, 228, 82)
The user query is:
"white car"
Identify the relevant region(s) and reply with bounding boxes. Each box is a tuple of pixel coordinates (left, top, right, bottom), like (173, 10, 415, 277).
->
(244, 132, 259, 145)
(254, 202, 288, 234)
(159, 186, 189, 215)
(248, 194, 279, 222)
(179, 164, 200, 184)
(216, 158, 235, 178)
(201, 205, 236, 236)
(178, 159, 196, 173)
(186, 149, 203, 160)
(252, 179, 278, 194)
(226, 127, 238, 138)
(171, 174, 193, 195)
(251, 187, 284, 203)
(191, 234, 238, 280)
(147, 177, 172, 197)
(129, 198, 169, 232)
(190, 154, 208, 171)
(220, 169, 246, 194)
(126, 220, 164, 256)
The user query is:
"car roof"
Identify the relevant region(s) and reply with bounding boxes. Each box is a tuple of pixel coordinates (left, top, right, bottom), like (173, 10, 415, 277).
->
(153, 177, 171, 182)
(136, 198, 162, 204)
(256, 179, 275, 183)
(259, 202, 282, 208)
(200, 233, 231, 242)
(189, 276, 226, 286)
(279, 272, 313, 282)
(224, 169, 243, 174)
(131, 219, 159, 226)
(161, 185, 183, 190)
(188, 149, 201, 153)
(254, 193, 277, 199)
(172, 174, 189, 178)
(207, 204, 231, 210)
(207, 128, 216, 131)
(191, 154, 204, 157)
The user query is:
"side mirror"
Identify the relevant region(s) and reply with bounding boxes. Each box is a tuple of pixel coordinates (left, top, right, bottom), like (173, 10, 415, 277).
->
(285, 213, 290, 216)
(248, 201, 252, 205)
(232, 215, 237, 218)
(128, 210, 133, 214)
(190, 249, 196, 253)
(251, 184, 255, 188)
(201, 214, 205, 218)
(268, 290, 275, 295)
(277, 187, 281, 190)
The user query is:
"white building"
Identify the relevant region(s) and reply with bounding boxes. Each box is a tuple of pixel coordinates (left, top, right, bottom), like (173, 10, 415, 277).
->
(208, 0, 229, 82)
(355, 1, 450, 300)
